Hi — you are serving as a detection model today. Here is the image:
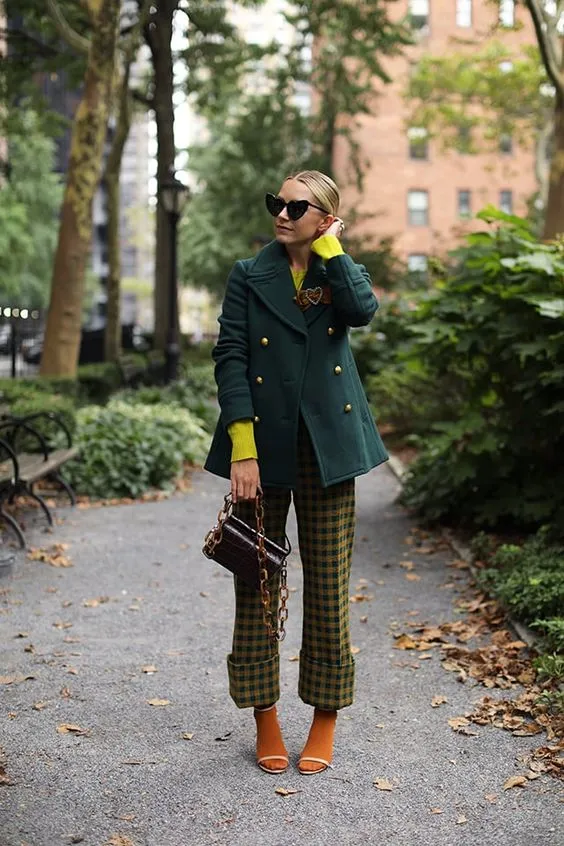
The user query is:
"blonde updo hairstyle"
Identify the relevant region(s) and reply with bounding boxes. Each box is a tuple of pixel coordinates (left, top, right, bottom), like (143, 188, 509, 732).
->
(284, 170, 340, 216)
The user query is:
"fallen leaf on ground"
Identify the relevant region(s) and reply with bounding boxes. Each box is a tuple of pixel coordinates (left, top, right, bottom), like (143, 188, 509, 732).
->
(0, 674, 35, 685)
(503, 775, 528, 790)
(351, 646, 361, 655)
(27, 544, 72, 568)
(53, 621, 73, 630)
(373, 778, 396, 791)
(60, 687, 71, 698)
(430, 808, 443, 814)
(146, 699, 170, 707)
(141, 665, 158, 674)
(214, 731, 232, 742)
(360, 615, 368, 623)
(275, 787, 300, 796)
(288, 655, 299, 662)
(393, 634, 418, 650)
(431, 696, 448, 708)
(484, 793, 498, 803)
(448, 717, 471, 730)
(33, 702, 48, 711)
(405, 573, 421, 582)
(399, 560, 415, 570)
(57, 724, 90, 737)
(456, 815, 468, 825)
(181, 733, 194, 740)
(82, 597, 110, 608)
(104, 836, 136, 846)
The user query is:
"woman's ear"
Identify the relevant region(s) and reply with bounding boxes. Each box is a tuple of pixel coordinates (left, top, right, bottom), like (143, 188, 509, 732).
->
(316, 215, 336, 236)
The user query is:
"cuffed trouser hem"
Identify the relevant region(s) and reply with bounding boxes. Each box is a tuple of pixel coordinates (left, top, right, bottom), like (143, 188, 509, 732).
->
(298, 651, 355, 710)
(227, 653, 280, 709)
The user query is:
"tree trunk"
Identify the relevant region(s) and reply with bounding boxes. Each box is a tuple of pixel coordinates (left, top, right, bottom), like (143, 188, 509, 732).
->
(103, 63, 134, 363)
(40, 0, 121, 377)
(145, 1, 177, 352)
(542, 98, 564, 241)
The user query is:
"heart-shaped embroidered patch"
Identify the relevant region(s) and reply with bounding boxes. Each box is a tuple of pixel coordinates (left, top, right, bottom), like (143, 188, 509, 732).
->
(305, 287, 323, 306)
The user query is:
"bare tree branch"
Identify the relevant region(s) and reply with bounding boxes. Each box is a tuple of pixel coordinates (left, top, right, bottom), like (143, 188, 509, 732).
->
(525, 0, 564, 99)
(46, 0, 90, 55)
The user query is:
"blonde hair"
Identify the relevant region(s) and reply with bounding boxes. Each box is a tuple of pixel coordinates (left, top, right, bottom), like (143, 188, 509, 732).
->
(284, 170, 340, 216)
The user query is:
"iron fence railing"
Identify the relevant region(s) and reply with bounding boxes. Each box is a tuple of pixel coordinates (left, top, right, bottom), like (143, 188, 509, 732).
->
(0, 308, 44, 379)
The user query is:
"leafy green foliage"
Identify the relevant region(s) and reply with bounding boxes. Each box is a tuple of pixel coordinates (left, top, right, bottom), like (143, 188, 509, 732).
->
(117, 369, 218, 434)
(400, 209, 564, 532)
(76, 363, 123, 405)
(0, 110, 63, 307)
(405, 42, 549, 155)
(475, 533, 564, 623)
(530, 619, 564, 655)
(66, 400, 211, 498)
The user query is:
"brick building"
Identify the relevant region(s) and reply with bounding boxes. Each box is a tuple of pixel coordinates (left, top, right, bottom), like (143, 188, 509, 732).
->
(334, 0, 538, 273)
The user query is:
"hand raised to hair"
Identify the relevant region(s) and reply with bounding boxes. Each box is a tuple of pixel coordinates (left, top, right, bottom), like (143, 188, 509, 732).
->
(324, 217, 345, 238)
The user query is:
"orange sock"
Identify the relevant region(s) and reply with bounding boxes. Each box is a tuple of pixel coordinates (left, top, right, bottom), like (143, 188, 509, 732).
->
(298, 708, 337, 774)
(254, 705, 288, 773)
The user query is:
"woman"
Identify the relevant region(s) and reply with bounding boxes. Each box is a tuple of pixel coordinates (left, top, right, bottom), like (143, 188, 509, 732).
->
(205, 170, 388, 775)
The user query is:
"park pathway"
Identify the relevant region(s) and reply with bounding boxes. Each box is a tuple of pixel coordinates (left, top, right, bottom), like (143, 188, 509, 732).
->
(0, 463, 562, 846)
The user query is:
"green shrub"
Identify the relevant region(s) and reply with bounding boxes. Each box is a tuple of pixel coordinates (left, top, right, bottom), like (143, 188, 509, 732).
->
(530, 618, 564, 654)
(8, 394, 76, 452)
(0, 376, 77, 404)
(476, 533, 564, 623)
(117, 378, 218, 434)
(179, 361, 216, 398)
(65, 400, 210, 498)
(77, 363, 122, 404)
(399, 208, 564, 534)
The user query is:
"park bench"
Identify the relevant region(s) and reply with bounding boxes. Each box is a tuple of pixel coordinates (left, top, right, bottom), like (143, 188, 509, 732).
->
(0, 412, 79, 548)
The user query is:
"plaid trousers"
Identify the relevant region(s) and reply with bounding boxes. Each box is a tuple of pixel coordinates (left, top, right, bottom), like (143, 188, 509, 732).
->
(228, 418, 356, 710)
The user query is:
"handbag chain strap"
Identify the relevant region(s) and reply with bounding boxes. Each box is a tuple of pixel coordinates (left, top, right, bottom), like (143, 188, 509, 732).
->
(204, 493, 289, 643)
(255, 494, 289, 643)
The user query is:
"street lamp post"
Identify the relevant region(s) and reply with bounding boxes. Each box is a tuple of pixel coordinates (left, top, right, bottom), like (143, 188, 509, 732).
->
(159, 174, 190, 384)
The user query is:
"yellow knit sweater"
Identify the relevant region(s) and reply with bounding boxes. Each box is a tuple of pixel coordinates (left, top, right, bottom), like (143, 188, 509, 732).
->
(227, 234, 344, 462)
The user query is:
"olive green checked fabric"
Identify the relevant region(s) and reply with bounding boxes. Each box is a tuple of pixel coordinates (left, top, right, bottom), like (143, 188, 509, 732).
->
(227, 418, 356, 710)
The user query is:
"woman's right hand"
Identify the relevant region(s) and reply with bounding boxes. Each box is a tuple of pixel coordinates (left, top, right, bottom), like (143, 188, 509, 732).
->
(230, 458, 261, 503)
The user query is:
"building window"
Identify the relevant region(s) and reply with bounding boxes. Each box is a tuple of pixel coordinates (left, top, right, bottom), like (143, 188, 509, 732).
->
(500, 190, 513, 214)
(408, 190, 429, 226)
(458, 190, 472, 218)
(408, 127, 429, 160)
(456, 0, 472, 27)
(409, 0, 429, 32)
(499, 0, 515, 26)
(407, 254, 428, 279)
(499, 133, 513, 154)
(458, 125, 472, 153)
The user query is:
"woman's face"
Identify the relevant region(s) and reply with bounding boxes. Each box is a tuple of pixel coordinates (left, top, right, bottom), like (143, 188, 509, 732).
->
(272, 178, 333, 246)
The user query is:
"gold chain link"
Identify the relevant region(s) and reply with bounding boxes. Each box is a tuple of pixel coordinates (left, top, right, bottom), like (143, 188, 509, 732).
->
(204, 493, 289, 643)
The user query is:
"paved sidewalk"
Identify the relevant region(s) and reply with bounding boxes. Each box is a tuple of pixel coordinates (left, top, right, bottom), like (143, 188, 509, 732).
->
(0, 464, 561, 846)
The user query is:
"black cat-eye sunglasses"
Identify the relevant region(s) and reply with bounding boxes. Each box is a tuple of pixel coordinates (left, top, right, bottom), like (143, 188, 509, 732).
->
(265, 192, 329, 221)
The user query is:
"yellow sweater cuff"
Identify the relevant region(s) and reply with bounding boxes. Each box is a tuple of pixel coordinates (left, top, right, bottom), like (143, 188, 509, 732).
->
(311, 234, 345, 260)
(227, 419, 258, 462)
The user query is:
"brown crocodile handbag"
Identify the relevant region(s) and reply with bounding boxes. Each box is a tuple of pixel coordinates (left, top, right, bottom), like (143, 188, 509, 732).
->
(202, 492, 291, 641)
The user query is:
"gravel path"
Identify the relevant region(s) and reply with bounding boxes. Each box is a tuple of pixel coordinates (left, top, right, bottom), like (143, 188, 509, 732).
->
(0, 464, 562, 846)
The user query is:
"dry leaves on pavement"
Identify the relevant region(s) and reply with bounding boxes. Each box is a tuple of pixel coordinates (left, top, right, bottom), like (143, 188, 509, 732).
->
(57, 724, 91, 737)
(27, 543, 72, 568)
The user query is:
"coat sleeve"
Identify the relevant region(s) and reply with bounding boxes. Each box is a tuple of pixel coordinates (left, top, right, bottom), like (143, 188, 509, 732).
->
(212, 261, 255, 428)
(324, 254, 378, 327)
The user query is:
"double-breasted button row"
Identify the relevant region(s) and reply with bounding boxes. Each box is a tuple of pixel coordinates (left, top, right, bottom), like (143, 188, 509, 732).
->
(327, 327, 335, 336)
(344, 403, 352, 413)
(260, 337, 269, 346)
(254, 415, 260, 423)
(334, 365, 342, 375)
(255, 376, 263, 384)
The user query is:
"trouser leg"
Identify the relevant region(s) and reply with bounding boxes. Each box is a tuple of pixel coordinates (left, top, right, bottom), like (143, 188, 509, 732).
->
(227, 488, 291, 708)
(293, 421, 356, 710)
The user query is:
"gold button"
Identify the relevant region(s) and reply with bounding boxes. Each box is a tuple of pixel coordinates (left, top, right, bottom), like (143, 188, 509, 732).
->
(327, 327, 335, 336)
(260, 337, 269, 346)
(344, 403, 352, 413)
(334, 365, 342, 375)
(254, 415, 260, 423)
(256, 376, 263, 384)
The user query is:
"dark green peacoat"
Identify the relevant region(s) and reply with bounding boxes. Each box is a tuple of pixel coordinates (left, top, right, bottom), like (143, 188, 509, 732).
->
(204, 239, 388, 488)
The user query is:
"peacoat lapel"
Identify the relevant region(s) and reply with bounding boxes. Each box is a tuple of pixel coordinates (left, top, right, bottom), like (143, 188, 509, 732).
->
(301, 256, 331, 329)
(247, 241, 308, 337)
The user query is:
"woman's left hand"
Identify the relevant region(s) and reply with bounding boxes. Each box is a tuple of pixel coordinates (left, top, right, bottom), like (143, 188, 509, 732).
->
(324, 217, 345, 238)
